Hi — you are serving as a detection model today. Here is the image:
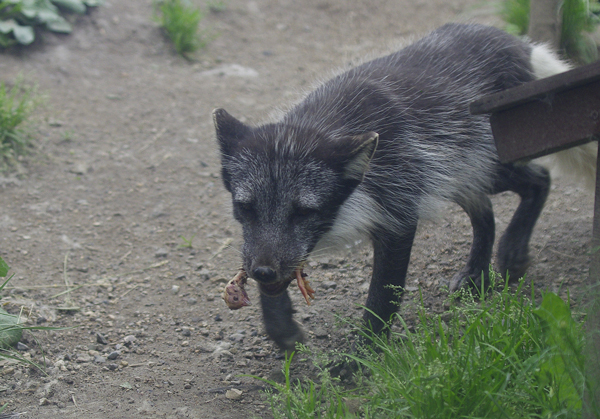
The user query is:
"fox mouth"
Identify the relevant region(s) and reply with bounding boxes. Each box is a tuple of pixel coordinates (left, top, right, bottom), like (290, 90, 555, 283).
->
(256, 265, 315, 305)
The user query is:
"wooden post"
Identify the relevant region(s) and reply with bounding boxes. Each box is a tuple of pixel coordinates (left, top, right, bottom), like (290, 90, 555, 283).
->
(585, 145, 600, 417)
(528, 0, 561, 48)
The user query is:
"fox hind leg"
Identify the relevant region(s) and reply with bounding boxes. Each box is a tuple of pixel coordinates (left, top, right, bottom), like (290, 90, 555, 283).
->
(493, 163, 550, 281)
(450, 194, 496, 292)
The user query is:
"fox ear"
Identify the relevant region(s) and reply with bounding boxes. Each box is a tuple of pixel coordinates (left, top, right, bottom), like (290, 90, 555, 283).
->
(213, 108, 250, 156)
(342, 132, 379, 181)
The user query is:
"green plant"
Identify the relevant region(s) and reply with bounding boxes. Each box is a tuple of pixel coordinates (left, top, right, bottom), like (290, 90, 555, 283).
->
(178, 234, 195, 248)
(0, 256, 66, 372)
(0, 76, 40, 170)
(153, 0, 204, 58)
(501, 0, 600, 63)
(263, 273, 595, 418)
(254, 350, 355, 419)
(0, 0, 103, 47)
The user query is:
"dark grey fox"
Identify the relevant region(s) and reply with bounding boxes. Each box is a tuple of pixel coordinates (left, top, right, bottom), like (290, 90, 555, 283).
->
(214, 23, 593, 351)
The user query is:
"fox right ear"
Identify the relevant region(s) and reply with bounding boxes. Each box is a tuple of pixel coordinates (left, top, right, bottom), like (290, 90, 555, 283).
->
(213, 108, 250, 155)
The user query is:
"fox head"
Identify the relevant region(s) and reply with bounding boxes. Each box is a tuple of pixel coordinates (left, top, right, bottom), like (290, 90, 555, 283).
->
(213, 108, 378, 295)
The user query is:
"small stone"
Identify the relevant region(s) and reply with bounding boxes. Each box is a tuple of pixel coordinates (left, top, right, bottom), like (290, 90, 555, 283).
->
(320, 280, 337, 290)
(225, 388, 243, 400)
(228, 333, 244, 343)
(214, 314, 222, 322)
(313, 328, 328, 338)
(107, 363, 118, 371)
(176, 274, 186, 280)
(36, 316, 47, 324)
(181, 328, 191, 337)
(155, 248, 169, 258)
(76, 353, 92, 363)
(94, 355, 106, 363)
(107, 351, 120, 360)
(17, 342, 29, 351)
(198, 268, 211, 280)
(123, 335, 136, 347)
(172, 285, 180, 295)
(96, 332, 108, 345)
(187, 297, 198, 305)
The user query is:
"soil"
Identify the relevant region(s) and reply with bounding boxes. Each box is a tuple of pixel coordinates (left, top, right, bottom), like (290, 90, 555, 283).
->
(0, 0, 594, 418)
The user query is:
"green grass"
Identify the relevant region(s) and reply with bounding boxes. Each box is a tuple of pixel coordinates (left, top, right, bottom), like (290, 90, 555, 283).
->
(262, 273, 597, 418)
(0, 76, 39, 171)
(0, 257, 66, 374)
(501, 0, 600, 63)
(154, 0, 205, 58)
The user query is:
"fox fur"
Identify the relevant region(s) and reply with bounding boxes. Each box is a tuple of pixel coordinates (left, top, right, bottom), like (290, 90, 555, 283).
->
(214, 23, 595, 351)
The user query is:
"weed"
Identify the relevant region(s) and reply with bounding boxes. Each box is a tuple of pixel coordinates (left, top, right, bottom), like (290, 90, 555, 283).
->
(154, 0, 204, 58)
(0, 257, 66, 372)
(0, 76, 40, 171)
(178, 234, 195, 248)
(263, 272, 596, 418)
(500, 0, 600, 63)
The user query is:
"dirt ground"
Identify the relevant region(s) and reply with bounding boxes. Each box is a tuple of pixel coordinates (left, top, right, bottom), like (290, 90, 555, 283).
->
(0, 0, 594, 418)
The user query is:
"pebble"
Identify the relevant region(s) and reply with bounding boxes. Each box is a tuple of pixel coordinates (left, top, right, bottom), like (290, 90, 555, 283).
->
(172, 285, 180, 295)
(228, 333, 244, 342)
(107, 364, 119, 371)
(313, 328, 328, 338)
(320, 280, 337, 290)
(17, 342, 29, 351)
(107, 351, 120, 360)
(76, 353, 92, 363)
(96, 332, 108, 345)
(198, 268, 211, 280)
(155, 248, 169, 258)
(187, 297, 198, 305)
(225, 388, 243, 400)
(94, 355, 106, 363)
(123, 335, 136, 347)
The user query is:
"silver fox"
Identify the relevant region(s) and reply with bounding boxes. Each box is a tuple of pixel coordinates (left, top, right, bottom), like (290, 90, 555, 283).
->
(214, 23, 594, 351)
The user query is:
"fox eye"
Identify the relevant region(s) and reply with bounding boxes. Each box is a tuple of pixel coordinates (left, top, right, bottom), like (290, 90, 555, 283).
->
(294, 206, 317, 218)
(235, 201, 254, 217)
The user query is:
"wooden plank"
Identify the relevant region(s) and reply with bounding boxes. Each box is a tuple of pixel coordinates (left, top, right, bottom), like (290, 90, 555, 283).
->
(586, 144, 600, 417)
(471, 60, 600, 115)
(488, 78, 600, 163)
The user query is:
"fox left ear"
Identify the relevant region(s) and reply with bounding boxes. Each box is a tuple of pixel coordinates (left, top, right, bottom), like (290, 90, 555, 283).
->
(213, 108, 251, 156)
(342, 132, 379, 182)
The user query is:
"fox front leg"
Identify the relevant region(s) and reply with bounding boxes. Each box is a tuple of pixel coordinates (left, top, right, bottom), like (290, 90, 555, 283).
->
(363, 227, 417, 338)
(259, 290, 304, 352)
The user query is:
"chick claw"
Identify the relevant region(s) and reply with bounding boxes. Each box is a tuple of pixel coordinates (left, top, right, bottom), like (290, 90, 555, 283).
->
(295, 268, 315, 305)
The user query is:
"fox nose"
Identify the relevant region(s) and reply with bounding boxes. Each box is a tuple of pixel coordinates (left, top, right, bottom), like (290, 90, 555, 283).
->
(252, 266, 277, 283)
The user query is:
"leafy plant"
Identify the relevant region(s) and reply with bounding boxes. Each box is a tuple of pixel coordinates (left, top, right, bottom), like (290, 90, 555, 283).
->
(0, 76, 40, 171)
(0, 0, 103, 47)
(153, 0, 205, 58)
(501, 0, 600, 63)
